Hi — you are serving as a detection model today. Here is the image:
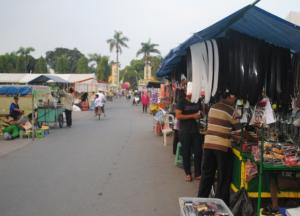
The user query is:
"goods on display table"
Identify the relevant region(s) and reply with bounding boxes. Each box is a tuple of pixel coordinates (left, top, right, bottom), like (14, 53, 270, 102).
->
(179, 197, 233, 216)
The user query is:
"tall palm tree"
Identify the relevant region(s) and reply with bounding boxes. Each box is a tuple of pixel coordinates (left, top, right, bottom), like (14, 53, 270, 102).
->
(16, 47, 35, 73)
(136, 39, 160, 80)
(136, 39, 160, 64)
(107, 31, 129, 85)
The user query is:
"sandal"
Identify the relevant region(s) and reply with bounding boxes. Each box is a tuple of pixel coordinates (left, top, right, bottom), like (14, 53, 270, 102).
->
(185, 175, 192, 182)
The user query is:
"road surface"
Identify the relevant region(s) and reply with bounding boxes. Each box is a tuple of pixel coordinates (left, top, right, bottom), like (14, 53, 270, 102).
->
(0, 99, 198, 216)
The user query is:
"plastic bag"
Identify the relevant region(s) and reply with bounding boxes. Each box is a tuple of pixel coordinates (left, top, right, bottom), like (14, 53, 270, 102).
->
(230, 188, 255, 216)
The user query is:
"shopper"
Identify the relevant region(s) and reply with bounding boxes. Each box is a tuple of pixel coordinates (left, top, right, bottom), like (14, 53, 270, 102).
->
(176, 82, 203, 182)
(62, 87, 74, 128)
(9, 96, 24, 120)
(141, 92, 150, 113)
(198, 89, 240, 206)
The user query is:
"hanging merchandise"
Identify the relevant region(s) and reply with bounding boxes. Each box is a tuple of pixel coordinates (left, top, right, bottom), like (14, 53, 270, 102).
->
(211, 39, 219, 98)
(249, 98, 276, 127)
(190, 43, 204, 103)
(190, 39, 219, 104)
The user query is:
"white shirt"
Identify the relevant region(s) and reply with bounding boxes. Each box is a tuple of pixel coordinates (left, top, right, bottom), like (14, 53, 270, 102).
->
(94, 93, 106, 107)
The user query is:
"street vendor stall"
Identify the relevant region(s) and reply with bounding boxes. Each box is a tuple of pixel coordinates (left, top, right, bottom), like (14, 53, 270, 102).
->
(0, 85, 51, 139)
(156, 2, 300, 215)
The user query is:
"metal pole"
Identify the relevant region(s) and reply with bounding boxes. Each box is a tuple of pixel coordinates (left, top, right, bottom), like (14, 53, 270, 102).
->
(31, 90, 35, 141)
(257, 127, 264, 216)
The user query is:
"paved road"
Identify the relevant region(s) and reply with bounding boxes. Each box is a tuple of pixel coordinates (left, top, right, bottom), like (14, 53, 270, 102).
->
(0, 99, 198, 216)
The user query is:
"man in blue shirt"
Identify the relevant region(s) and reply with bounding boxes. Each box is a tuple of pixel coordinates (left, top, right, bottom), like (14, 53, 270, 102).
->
(9, 96, 24, 120)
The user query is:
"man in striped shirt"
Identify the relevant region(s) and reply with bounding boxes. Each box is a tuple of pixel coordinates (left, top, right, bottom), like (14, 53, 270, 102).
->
(198, 89, 240, 205)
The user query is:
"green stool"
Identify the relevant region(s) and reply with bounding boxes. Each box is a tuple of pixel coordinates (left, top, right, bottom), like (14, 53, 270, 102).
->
(35, 129, 44, 138)
(174, 142, 195, 167)
(175, 142, 183, 166)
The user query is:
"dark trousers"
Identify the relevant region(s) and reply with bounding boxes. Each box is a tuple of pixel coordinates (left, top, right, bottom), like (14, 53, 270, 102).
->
(65, 110, 72, 127)
(179, 132, 203, 177)
(142, 104, 148, 113)
(198, 148, 232, 206)
(173, 130, 179, 155)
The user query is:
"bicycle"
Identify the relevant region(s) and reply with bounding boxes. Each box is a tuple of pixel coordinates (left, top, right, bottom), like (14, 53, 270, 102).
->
(95, 106, 102, 120)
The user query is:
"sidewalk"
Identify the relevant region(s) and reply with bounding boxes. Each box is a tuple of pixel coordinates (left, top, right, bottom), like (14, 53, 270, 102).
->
(0, 138, 32, 158)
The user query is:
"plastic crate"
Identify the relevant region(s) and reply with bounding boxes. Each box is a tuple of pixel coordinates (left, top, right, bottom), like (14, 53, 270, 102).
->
(179, 197, 233, 216)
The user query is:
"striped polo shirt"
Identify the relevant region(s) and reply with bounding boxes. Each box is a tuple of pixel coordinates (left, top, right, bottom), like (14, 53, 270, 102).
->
(204, 101, 240, 152)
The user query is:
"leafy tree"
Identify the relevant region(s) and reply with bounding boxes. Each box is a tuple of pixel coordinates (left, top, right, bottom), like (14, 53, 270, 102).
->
(136, 39, 160, 80)
(120, 59, 144, 88)
(16, 46, 35, 73)
(34, 56, 48, 73)
(0, 53, 18, 73)
(55, 55, 69, 73)
(136, 39, 160, 62)
(88, 53, 102, 68)
(76, 56, 89, 73)
(16, 55, 26, 73)
(107, 31, 129, 84)
(96, 56, 111, 81)
(149, 56, 162, 78)
(46, 48, 84, 73)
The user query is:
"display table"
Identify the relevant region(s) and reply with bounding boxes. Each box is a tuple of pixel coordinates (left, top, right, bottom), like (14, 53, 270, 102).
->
(231, 147, 300, 198)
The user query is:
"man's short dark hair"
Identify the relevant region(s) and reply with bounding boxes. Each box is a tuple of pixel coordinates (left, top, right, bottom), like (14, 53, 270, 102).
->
(13, 96, 19, 100)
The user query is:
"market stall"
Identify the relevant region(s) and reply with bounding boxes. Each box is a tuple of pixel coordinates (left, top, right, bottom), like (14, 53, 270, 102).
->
(0, 85, 51, 139)
(156, 3, 300, 215)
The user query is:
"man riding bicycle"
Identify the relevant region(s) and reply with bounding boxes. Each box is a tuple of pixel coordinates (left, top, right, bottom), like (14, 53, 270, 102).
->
(94, 92, 106, 117)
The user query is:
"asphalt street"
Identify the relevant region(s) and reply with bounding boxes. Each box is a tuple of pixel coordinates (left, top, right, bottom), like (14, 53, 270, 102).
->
(0, 99, 198, 216)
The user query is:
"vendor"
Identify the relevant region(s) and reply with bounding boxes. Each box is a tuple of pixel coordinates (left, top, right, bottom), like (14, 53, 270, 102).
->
(9, 96, 24, 120)
(176, 81, 203, 182)
(198, 89, 241, 206)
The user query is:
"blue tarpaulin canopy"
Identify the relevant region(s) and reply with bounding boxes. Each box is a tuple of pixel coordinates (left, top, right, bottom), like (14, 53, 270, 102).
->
(157, 5, 300, 77)
(0, 86, 32, 96)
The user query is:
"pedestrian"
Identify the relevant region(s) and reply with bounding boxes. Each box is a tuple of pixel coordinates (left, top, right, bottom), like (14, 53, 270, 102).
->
(141, 91, 150, 113)
(61, 87, 74, 128)
(176, 82, 203, 182)
(197, 89, 240, 206)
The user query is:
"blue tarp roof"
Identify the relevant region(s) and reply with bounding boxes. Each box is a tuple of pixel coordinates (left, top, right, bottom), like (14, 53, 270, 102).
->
(157, 5, 300, 77)
(0, 86, 32, 96)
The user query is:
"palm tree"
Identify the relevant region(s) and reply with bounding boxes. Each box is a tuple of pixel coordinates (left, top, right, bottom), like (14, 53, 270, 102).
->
(107, 31, 129, 85)
(136, 39, 160, 80)
(137, 39, 160, 62)
(16, 47, 35, 73)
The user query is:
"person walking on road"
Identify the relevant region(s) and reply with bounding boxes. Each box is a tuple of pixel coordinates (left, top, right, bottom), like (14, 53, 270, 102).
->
(141, 91, 150, 113)
(61, 87, 74, 128)
(176, 82, 203, 182)
(197, 89, 240, 206)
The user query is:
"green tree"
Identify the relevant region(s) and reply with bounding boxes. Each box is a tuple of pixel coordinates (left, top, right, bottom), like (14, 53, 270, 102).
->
(120, 59, 144, 88)
(87, 53, 102, 74)
(16, 47, 35, 73)
(136, 39, 160, 79)
(96, 56, 111, 81)
(34, 56, 48, 73)
(149, 56, 162, 78)
(107, 31, 129, 84)
(16, 55, 26, 73)
(55, 55, 69, 73)
(76, 56, 89, 73)
(46, 48, 84, 73)
(0, 52, 18, 73)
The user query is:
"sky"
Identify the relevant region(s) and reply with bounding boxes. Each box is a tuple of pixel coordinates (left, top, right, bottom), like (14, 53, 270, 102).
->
(0, 0, 299, 69)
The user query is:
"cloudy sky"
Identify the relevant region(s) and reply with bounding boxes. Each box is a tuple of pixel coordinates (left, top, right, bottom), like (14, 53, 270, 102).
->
(0, 0, 299, 68)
